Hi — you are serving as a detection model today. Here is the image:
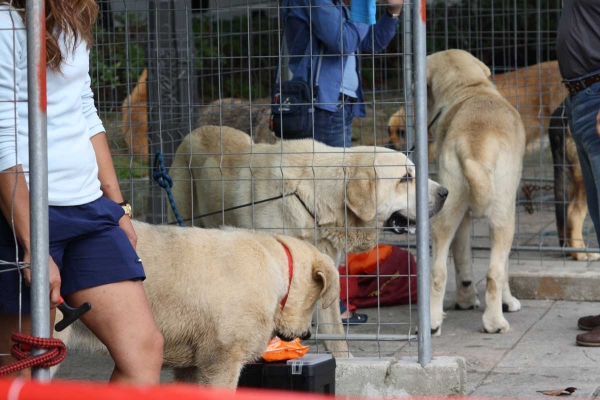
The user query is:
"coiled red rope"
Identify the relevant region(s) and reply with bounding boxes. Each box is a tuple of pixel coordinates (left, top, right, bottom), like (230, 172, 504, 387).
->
(0, 332, 66, 376)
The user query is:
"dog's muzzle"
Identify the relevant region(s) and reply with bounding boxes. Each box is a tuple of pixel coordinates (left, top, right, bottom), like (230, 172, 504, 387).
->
(276, 331, 312, 342)
(385, 212, 417, 235)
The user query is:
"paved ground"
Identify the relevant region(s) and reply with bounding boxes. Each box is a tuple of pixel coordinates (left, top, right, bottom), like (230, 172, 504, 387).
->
(49, 249, 600, 399)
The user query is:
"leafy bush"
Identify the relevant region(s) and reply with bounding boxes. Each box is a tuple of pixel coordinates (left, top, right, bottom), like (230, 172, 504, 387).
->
(90, 1, 562, 109)
(90, 13, 147, 112)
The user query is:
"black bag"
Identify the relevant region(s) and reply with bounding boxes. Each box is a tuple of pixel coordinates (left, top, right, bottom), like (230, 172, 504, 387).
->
(270, 26, 324, 140)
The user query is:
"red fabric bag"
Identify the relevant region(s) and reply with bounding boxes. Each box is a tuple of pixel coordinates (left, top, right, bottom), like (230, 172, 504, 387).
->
(340, 245, 418, 308)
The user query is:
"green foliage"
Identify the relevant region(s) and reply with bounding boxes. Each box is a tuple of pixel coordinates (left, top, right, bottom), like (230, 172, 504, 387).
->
(192, 11, 278, 101)
(90, 1, 563, 109)
(426, 0, 562, 70)
(90, 13, 147, 112)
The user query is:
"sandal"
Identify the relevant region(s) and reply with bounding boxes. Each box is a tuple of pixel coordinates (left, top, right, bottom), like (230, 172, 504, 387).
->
(341, 313, 368, 325)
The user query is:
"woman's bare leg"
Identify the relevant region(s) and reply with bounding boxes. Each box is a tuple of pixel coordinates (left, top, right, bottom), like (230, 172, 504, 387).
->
(66, 280, 163, 385)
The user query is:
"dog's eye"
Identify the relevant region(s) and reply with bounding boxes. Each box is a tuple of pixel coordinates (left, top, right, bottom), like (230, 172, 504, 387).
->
(399, 173, 413, 184)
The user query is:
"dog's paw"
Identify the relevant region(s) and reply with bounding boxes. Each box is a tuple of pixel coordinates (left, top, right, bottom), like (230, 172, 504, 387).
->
(572, 252, 589, 261)
(482, 313, 509, 334)
(502, 297, 521, 313)
(455, 296, 480, 310)
(418, 324, 443, 336)
(587, 253, 600, 261)
(571, 252, 600, 261)
(429, 310, 445, 336)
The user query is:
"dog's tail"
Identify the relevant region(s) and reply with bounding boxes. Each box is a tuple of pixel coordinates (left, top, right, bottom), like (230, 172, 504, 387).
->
(548, 99, 571, 247)
(461, 158, 495, 217)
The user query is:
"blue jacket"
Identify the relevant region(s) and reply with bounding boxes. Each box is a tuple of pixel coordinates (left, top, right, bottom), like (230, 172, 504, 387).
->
(280, 0, 401, 117)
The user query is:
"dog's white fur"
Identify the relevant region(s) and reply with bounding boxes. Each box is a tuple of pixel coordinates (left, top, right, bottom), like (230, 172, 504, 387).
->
(52, 220, 340, 389)
(167, 125, 448, 355)
(426, 50, 526, 335)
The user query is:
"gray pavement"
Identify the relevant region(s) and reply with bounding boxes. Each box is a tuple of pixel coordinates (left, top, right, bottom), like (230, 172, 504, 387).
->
(51, 250, 600, 398)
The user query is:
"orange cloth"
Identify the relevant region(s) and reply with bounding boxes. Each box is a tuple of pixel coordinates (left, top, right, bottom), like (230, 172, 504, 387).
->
(260, 337, 309, 362)
(346, 244, 394, 275)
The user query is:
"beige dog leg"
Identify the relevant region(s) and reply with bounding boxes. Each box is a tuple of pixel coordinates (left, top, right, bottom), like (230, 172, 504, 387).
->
(501, 258, 521, 312)
(430, 204, 466, 336)
(173, 366, 204, 384)
(315, 298, 351, 358)
(452, 213, 480, 310)
(567, 185, 599, 261)
(482, 218, 514, 334)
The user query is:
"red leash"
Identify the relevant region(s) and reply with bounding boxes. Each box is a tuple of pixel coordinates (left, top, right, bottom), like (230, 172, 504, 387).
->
(0, 332, 66, 376)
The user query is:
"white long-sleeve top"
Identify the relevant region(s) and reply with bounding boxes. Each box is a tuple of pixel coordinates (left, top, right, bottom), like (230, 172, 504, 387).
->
(0, 6, 105, 206)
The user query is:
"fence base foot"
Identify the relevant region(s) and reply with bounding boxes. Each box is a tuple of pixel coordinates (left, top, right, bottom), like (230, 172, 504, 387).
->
(335, 356, 466, 398)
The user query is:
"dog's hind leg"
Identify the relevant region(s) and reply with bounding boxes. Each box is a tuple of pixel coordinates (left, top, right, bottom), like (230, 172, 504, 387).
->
(567, 164, 598, 261)
(174, 366, 204, 384)
(430, 201, 468, 336)
(174, 360, 242, 390)
(548, 102, 569, 248)
(482, 208, 515, 334)
(452, 213, 480, 310)
(203, 360, 244, 390)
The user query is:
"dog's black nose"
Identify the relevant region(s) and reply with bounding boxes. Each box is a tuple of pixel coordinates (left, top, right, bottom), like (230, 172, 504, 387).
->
(438, 187, 449, 199)
(300, 331, 312, 341)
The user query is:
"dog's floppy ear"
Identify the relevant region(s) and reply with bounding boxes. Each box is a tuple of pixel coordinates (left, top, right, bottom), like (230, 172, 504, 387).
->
(345, 166, 377, 222)
(313, 259, 340, 309)
(474, 57, 491, 78)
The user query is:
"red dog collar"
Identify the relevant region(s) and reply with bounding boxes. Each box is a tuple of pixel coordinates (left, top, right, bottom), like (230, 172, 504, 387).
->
(280, 243, 294, 311)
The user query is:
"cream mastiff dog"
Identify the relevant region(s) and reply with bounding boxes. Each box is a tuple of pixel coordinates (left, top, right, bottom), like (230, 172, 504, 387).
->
(426, 49, 526, 335)
(52, 220, 340, 389)
(167, 126, 449, 356)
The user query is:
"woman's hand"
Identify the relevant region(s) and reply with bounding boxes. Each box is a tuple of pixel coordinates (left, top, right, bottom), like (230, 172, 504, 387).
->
(23, 253, 62, 309)
(384, 0, 404, 14)
(119, 215, 138, 250)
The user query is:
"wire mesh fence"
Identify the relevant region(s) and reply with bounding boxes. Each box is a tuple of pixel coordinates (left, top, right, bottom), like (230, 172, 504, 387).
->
(99, 0, 429, 359)
(425, 0, 599, 262)
(100, 0, 593, 358)
(2, 0, 592, 377)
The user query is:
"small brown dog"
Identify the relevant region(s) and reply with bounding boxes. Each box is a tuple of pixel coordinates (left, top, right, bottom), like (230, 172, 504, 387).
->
(120, 68, 149, 156)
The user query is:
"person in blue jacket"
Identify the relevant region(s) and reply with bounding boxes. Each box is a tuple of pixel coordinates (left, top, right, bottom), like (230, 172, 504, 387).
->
(281, 0, 404, 148)
(280, 0, 404, 324)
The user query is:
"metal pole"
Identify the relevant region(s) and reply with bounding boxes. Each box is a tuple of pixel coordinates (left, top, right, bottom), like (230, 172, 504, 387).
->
(26, 0, 50, 381)
(413, 0, 431, 367)
(403, 0, 414, 154)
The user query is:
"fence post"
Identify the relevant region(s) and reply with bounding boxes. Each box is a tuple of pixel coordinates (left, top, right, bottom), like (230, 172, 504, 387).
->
(403, 0, 415, 155)
(147, 0, 197, 223)
(413, 0, 431, 367)
(26, 0, 51, 381)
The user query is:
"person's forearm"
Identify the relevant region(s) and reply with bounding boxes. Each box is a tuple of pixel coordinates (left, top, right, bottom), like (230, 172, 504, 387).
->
(0, 166, 31, 254)
(386, 5, 402, 14)
(91, 133, 124, 203)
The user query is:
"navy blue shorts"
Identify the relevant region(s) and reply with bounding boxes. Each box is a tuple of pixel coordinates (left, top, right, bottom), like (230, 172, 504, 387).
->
(0, 196, 146, 314)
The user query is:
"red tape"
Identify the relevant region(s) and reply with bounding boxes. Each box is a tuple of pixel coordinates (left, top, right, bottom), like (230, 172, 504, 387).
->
(0, 332, 66, 376)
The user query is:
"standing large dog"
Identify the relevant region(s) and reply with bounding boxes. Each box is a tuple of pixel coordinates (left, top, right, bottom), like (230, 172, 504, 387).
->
(53, 220, 340, 389)
(167, 125, 449, 355)
(426, 50, 526, 335)
(389, 61, 596, 261)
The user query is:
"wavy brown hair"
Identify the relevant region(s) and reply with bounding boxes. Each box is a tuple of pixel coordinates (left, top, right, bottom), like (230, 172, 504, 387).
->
(1, 0, 99, 72)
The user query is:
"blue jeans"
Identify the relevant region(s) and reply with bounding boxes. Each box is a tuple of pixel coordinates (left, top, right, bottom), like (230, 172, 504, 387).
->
(313, 103, 354, 148)
(566, 79, 600, 245)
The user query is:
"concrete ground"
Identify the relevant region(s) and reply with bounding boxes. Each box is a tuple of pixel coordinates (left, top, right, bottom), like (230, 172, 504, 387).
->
(51, 248, 600, 398)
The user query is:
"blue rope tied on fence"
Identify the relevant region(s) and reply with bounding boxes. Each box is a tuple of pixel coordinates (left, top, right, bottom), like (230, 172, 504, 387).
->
(153, 150, 185, 227)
